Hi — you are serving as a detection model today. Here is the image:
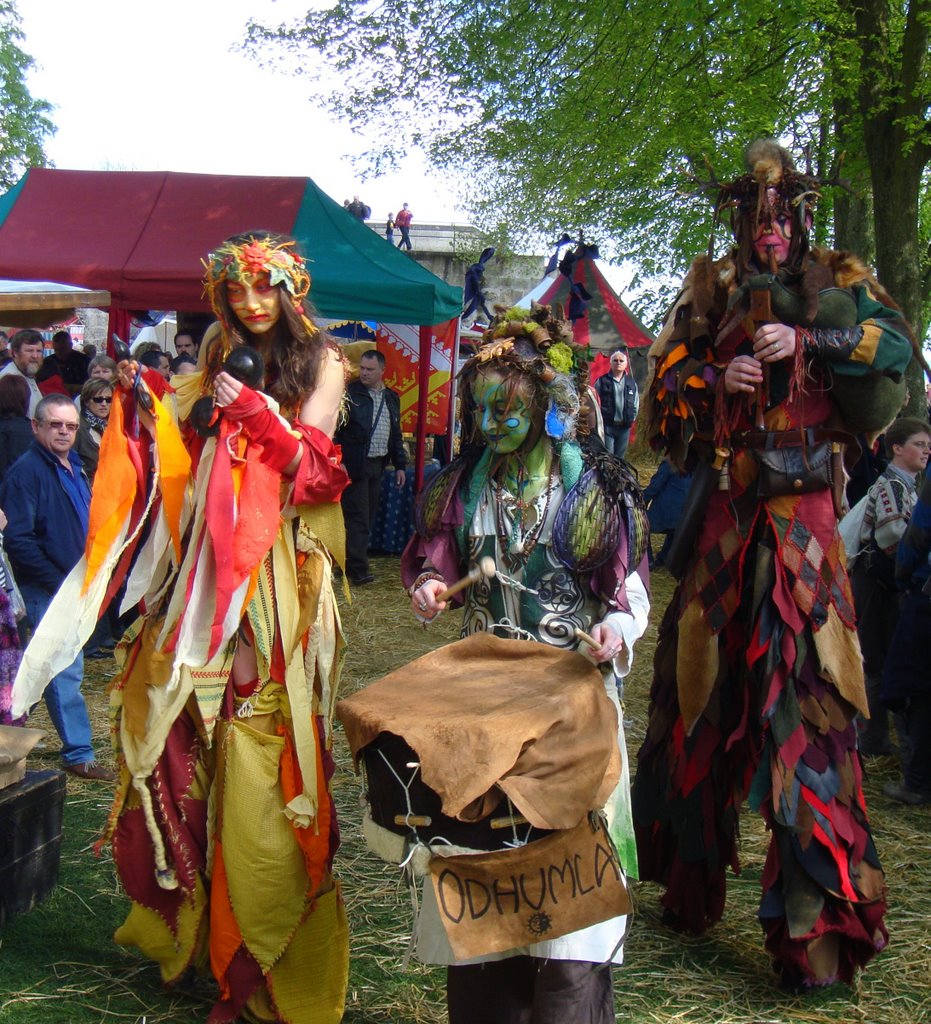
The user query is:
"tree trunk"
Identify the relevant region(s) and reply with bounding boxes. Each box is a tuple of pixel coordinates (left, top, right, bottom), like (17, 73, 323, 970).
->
(870, 146, 927, 415)
(831, 94, 873, 260)
(845, 0, 931, 416)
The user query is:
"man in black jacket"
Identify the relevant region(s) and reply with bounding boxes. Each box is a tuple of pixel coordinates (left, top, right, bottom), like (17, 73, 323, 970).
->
(335, 349, 407, 584)
(594, 346, 639, 457)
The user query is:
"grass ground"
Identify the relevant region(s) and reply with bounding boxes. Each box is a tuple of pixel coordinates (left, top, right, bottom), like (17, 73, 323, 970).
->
(2, 523, 930, 1022)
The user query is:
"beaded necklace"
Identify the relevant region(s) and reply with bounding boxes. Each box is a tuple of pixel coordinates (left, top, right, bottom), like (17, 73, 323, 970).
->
(493, 461, 558, 557)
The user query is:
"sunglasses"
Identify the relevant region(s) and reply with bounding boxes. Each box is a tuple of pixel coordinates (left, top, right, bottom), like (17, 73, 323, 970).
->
(90, 396, 113, 404)
(39, 420, 79, 433)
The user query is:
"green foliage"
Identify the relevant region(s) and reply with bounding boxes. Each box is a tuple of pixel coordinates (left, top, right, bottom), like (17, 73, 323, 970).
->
(0, 0, 53, 190)
(245, 2, 929, 326)
(451, 222, 520, 271)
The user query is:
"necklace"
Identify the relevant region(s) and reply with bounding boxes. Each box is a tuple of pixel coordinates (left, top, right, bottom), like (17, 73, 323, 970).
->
(494, 462, 556, 557)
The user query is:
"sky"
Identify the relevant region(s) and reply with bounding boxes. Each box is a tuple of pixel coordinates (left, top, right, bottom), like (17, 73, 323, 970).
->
(17, 0, 468, 224)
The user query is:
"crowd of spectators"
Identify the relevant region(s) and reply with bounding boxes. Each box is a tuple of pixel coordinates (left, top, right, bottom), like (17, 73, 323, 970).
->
(0, 325, 201, 779)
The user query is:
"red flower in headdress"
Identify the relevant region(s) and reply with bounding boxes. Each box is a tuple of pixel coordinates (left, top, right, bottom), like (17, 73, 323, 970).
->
(241, 241, 271, 275)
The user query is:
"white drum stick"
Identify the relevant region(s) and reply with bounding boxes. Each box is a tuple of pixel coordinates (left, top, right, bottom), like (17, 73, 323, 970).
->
(435, 557, 496, 603)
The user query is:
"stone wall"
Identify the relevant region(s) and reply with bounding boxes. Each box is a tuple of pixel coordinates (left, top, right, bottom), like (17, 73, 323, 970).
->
(380, 221, 547, 316)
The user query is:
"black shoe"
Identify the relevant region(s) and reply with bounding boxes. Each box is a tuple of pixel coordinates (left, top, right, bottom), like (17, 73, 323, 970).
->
(86, 649, 114, 660)
(349, 573, 375, 585)
(882, 780, 931, 806)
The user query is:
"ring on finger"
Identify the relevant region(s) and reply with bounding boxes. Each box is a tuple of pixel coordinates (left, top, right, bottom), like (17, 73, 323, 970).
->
(418, 601, 428, 612)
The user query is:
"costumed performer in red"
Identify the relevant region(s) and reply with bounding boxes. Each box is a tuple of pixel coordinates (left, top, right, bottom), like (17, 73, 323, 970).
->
(14, 232, 352, 1023)
(631, 139, 914, 988)
(404, 305, 651, 1024)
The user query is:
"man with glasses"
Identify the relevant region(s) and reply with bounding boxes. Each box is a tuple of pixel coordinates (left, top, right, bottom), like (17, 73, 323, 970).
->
(0, 394, 114, 781)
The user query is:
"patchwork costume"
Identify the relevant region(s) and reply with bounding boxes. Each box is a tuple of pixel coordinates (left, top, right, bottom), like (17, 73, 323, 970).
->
(632, 143, 912, 987)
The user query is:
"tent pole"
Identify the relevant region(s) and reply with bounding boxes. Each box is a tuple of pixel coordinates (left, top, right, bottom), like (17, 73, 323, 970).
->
(107, 307, 132, 359)
(446, 319, 461, 462)
(414, 324, 432, 491)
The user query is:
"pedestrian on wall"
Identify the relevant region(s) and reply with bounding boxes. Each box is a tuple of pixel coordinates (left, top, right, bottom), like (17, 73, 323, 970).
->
(395, 202, 413, 250)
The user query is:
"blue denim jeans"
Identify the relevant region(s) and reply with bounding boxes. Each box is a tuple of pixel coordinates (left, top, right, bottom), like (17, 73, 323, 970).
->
(21, 584, 94, 766)
(604, 427, 631, 458)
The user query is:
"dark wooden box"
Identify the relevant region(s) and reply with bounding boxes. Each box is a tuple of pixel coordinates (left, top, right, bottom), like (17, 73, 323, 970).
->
(0, 769, 66, 928)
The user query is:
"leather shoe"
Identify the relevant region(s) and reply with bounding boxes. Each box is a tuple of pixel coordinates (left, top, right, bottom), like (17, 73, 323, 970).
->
(882, 780, 931, 806)
(349, 573, 375, 585)
(63, 761, 116, 783)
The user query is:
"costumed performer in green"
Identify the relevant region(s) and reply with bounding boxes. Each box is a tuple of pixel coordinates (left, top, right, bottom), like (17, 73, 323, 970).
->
(403, 305, 651, 1024)
(16, 231, 353, 1023)
(631, 139, 914, 988)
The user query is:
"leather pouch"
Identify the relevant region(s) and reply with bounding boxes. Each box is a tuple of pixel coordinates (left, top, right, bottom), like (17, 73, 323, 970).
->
(754, 440, 832, 498)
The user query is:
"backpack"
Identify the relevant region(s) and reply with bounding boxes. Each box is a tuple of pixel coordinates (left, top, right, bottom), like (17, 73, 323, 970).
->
(843, 475, 905, 589)
(839, 493, 869, 569)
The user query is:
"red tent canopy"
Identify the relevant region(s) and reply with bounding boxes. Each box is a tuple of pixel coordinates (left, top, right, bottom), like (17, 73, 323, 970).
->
(0, 168, 463, 485)
(515, 247, 654, 390)
(515, 254, 653, 353)
(0, 170, 300, 310)
(0, 168, 461, 323)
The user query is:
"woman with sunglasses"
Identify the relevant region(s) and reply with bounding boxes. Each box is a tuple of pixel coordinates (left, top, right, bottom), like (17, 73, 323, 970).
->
(74, 377, 113, 486)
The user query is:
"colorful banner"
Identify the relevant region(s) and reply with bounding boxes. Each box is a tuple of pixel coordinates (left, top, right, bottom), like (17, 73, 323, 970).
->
(379, 318, 457, 434)
(322, 317, 458, 435)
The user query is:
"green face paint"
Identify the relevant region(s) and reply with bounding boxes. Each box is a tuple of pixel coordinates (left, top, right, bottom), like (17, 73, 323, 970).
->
(472, 371, 533, 454)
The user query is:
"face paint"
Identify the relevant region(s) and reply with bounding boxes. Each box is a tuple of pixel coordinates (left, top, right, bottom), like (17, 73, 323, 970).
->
(226, 271, 282, 335)
(752, 209, 793, 266)
(472, 371, 533, 454)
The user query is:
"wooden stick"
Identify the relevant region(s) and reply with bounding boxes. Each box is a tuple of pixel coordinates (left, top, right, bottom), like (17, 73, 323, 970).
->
(574, 627, 600, 650)
(394, 814, 432, 827)
(435, 557, 496, 603)
(490, 813, 529, 830)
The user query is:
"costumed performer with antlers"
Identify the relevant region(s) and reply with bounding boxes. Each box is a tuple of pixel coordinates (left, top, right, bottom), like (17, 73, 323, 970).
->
(404, 305, 651, 1024)
(16, 232, 352, 1023)
(631, 139, 914, 988)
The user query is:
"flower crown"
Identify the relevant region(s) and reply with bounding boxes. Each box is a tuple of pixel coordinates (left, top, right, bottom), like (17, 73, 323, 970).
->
(202, 234, 311, 317)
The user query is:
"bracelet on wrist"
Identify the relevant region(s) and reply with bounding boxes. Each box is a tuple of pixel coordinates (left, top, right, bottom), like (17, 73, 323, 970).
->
(408, 571, 446, 597)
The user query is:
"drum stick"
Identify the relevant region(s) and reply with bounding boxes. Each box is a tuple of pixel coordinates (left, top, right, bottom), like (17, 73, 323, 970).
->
(394, 814, 432, 827)
(435, 557, 496, 603)
(491, 813, 529, 830)
(574, 627, 600, 650)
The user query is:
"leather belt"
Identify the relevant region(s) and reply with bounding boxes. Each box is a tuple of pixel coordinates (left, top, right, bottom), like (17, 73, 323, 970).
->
(730, 427, 853, 450)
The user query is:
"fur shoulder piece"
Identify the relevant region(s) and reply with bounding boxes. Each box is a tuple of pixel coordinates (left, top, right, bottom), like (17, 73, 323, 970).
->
(809, 247, 901, 311)
(689, 252, 738, 319)
(650, 252, 737, 364)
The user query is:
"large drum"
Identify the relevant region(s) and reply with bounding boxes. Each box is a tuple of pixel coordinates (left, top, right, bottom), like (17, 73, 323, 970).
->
(361, 730, 552, 851)
(337, 634, 630, 958)
(337, 633, 621, 857)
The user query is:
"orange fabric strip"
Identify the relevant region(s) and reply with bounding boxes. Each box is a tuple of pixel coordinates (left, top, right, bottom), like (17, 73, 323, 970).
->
(83, 394, 138, 592)
(209, 839, 244, 999)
